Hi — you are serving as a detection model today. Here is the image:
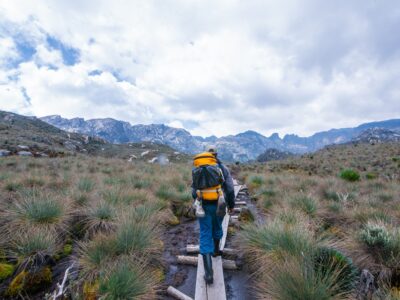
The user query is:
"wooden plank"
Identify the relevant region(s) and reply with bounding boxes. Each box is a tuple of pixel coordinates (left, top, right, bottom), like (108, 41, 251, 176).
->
(195, 254, 207, 300)
(167, 286, 194, 300)
(219, 213, 230, 251)
(234, 185, 241, 198)
(206, 256, 226, 300)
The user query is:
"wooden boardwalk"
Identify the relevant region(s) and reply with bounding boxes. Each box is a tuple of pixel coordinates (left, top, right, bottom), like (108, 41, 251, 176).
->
(194, 180, 242, 300)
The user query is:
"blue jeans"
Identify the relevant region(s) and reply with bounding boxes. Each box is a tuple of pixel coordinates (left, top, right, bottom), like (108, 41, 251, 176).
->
(199, 202, 224, 254)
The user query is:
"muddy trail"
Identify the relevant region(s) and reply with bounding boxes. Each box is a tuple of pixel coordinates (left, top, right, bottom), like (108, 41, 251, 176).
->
(160, 182, 259, 300)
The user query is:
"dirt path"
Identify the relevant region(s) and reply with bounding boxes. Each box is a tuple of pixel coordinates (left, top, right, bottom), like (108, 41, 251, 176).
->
(160, 182, 257, 300)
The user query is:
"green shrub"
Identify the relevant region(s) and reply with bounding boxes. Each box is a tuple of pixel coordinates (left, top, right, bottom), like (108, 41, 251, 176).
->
(5, 182, 22, 192)
(360, 221, 391, 248)
(313, 247, 358, 293)
(365, 172, 378, 180)
(339, 169, 360, 182)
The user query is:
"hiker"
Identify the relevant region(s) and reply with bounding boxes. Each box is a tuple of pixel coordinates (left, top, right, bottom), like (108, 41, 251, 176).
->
(191, 146, 235, 284)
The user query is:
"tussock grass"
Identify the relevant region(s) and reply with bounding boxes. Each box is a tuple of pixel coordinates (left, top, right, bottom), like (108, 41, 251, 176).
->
(81, 200, 116, 236)
(0, 155, 187, 297)
(99, 259, 156, 300)
(9, 229, 59, 271)
(1, 190, 69, 233)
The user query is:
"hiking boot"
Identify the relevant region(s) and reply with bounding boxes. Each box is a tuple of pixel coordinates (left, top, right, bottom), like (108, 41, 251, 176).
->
(202, 254, 213, 284)
(213, 239, 222, 257)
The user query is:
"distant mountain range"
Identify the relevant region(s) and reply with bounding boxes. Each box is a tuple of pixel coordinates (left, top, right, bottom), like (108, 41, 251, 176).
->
(41, 115, 400, 161)
(0, 111, 185, 162)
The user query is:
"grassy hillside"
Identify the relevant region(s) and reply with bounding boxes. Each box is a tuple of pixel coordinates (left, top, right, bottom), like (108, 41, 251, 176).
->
(237, 142, 400, 299)
(0, 155, 193, 298)
(0, 111, 189, 162)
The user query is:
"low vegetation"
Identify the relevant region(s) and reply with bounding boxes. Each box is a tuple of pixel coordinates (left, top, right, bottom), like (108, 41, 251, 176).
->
(0, 155, 193, 298)
(238, 142, 400, 299)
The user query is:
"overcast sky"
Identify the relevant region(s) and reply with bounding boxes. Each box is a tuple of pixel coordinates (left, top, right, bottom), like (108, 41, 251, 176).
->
(0, 0, 399, 137)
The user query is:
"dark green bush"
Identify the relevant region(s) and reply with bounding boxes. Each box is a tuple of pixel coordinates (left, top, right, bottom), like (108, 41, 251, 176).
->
(339, 169, 360, 182)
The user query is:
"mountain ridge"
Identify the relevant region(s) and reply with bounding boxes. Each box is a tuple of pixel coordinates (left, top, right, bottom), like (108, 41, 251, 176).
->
(41, 115, 400, 161)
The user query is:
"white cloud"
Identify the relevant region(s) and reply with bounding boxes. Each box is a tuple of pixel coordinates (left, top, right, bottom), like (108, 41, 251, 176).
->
(0, 0, 399, 137)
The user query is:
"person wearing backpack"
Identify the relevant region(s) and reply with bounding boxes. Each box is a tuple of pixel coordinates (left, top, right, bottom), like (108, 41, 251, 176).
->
(191, 146, 235, 284)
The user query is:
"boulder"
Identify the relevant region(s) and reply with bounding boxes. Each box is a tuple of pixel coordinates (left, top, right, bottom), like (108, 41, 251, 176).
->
(148, 157, 158, 163)
(17, 145, 29, 150)
(17, 151, 32, 156)
(0, 149, 11, 157)
(141, 150, 150, 157)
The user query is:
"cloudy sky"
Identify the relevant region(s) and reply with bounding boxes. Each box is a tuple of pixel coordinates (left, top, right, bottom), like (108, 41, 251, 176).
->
(0, 0, 399, 137)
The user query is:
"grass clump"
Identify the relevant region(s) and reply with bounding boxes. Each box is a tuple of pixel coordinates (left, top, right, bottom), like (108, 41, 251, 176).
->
(290, 195, 318, 216)
(114, 220, 158, 256)
(247, 174, 265, 189)
(261, 257, 355, 300)
(78, 177, 95, 193)
(339, 169, 360, 182)
(99, 260, 155, 299)
(239, 219, 314, 260)
(10, 229, 58, 270)
(83, 201, 116, 235)
(78, 235, 116, 282)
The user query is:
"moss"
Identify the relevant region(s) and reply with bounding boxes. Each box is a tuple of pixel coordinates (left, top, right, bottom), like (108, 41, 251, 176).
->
(7, 271, 27, 296)
(83, 280, 99, 300)
(7, 267, 52, 296)
(167, 215, 180, 226)
(63, 243, 73, 256)
(153, 268, 165, 282)
(0, 263, 15, 281)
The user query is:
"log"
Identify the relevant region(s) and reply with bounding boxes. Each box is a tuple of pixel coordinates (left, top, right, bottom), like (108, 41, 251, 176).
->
(186, 245, 238, 256)
(177, 255, 238, 270)
(235, 201, 247, 205)
(167, 286, 193, 300)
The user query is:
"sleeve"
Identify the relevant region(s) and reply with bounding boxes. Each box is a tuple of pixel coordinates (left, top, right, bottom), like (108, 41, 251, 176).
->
(191, 182, 197, 200)
(221, 164, 235, 209)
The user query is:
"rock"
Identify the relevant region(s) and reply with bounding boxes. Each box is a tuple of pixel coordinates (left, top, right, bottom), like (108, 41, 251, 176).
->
(356, 269, 376, 299)
(141, 150, 150, 157)
(17, 151, 32, 156)
(148, 157, 158, 163)
(39, 153, 49, 157)
(63, 141, 77, 151)
(128, 155, 137, 162)
(174, 151, 180, 155)
(0, 149, 11, 157)
(17, 145, 29, 150)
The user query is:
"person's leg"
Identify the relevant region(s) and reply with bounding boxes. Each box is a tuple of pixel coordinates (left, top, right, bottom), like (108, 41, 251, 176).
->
(199, 204, 214, 284)
(198, 205, 214, 254)
(212, 212, 224, 240)
(210, 204, 224, 256)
